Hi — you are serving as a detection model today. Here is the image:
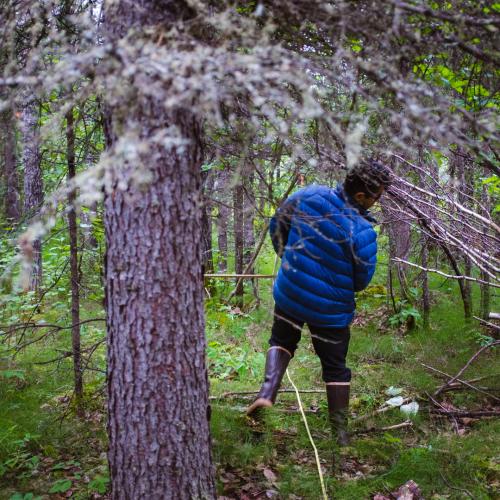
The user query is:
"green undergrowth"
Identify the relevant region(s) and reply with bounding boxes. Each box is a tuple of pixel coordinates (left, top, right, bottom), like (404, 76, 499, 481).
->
(208, 280, 499, 499)
(0, 272, 499, 498)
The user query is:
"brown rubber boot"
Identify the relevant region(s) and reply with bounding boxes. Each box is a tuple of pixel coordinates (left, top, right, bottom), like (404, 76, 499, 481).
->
(247, 346, 292, 416)
(326, 383, 350, 447)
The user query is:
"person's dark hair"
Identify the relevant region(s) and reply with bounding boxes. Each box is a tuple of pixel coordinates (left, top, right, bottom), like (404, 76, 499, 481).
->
(344, 159, 392, 198)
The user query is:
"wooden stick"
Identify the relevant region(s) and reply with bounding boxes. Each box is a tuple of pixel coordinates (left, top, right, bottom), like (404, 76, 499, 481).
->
(204, 274, 276, 279)
(438, 470, 474, 499)
(354, 420, 413, 435)
(473, 316, 500, 331)
(421, 363, 500, 402)
(354, 397, 412, 421)
(392, 258, 500, 288)
(426, 391, 460, 434)
(434, 341, 500, 397)
(431, 409, 500, 418)
(210, 388, 325, 400)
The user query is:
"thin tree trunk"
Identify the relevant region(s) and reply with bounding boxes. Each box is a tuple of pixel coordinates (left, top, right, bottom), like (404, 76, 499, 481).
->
(454, 150, 473, 319)
(233, 179, 244, 304)
(417, 146, 430, 328)
(2, 104, 21, 222)
(202, 170, 214, 275)
(479, 177, 491, 320)
(66, 108, 83, 415)
(421, 236, 430, 328)
(215, 168, 230, 272)
(105, 3, 215, 497)
(22, 93, 43, 292)
(381, 199, 411, 304)
(243, 170, 258, 301)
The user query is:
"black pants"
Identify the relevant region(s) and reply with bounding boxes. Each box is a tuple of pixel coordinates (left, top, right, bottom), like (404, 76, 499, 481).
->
(269, 306, 351, 383)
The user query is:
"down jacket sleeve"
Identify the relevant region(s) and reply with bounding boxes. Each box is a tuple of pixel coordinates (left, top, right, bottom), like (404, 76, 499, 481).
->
(352, 227, 377, 292)
(269, 189, 304, 257)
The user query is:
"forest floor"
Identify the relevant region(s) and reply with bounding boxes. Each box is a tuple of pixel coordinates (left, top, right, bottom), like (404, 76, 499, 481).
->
(0, 279, 499, 499)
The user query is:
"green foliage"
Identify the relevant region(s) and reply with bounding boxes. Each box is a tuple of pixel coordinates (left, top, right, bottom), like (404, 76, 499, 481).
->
(0, 369, 26, 381)
(88, 474, 110, 494)
(388, 300, 422, 328)
(207, 340, 264, 380)
(0, 433, 40, 480)
(9, 493, 43, 500)
(48, 479, 72, 493)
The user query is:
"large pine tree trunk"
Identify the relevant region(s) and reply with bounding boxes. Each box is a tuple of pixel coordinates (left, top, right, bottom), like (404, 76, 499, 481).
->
(104, 3, 215, 497)
(22, 93, 43, 292)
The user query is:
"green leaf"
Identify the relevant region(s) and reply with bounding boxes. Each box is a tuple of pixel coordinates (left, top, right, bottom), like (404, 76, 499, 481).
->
(1, 370, 25, 381)
(10, 494, 42, 500)
(48, 479, 72, 493)
(89, 475, 110, 494)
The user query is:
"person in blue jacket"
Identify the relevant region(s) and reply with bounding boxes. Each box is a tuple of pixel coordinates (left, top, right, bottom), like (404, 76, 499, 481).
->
(247, 159, 392, 449)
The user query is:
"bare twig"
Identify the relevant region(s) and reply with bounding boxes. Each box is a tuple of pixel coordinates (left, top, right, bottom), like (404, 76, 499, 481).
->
(209, 388, 325, 400)
(354, 398, 412, 422)
(426, 391, 460, 434)
(431, 409, 500, 418)
(392, 1, 500, 27)
(434, 341, 500, 397)
(474, 316, 500, 331)
(392, 259, 500, 288)
(355, 420, 413, 435)
(421, 363, 500, 402)
(438, 470, 474, 499)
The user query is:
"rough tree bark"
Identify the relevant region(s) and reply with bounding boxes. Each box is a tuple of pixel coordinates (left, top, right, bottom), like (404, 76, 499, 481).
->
(104, 2, 215, 498)
(66, 108, 83, 414)
(381, 199, 411, 302)
(21, 92, 43, 292)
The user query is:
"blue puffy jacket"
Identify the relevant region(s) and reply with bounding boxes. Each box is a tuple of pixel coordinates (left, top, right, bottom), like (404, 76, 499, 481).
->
(270, 184, 378, 327)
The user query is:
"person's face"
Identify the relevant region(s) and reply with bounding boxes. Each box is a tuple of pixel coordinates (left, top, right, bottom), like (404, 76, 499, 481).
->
(353, 186, 384, 209)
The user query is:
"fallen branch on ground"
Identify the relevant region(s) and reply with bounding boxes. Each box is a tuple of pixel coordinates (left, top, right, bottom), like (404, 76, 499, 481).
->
(431, 409, 500, 418)
(354, 420, 413, 435)
(209, 388, 325, 400)
(434, 340, 500, 397)
(421, 363, 500, 402)
(474, 316, 500, 331)
(354, 398, 412, 421)
(438, 470, 474, 499)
